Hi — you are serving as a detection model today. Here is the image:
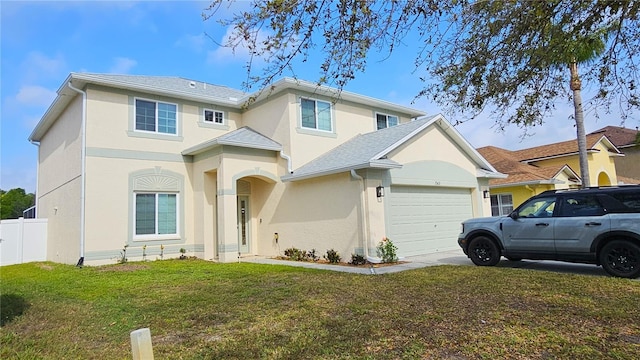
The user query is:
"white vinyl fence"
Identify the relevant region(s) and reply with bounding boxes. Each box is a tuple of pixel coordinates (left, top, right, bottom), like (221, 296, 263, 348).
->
(0, 218, 47, 266)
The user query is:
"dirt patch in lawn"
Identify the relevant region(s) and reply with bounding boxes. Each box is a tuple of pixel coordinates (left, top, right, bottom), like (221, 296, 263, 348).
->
(96, 264, 150, 272)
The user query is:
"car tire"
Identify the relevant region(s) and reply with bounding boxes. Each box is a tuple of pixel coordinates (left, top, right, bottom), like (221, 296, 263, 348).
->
(468, 236, 501, 266)
(599, 240, 640, 279)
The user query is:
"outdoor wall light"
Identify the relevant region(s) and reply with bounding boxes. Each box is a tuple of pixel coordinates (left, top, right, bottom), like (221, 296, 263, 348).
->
(376, 185, 385, 198)
(483, 190, 491, 199)
(274, 233, 279, 243)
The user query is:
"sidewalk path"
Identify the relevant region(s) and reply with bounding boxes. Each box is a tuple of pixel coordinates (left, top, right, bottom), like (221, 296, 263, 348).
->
(241, 249, 627, 278)
(240, 249, 470, 275)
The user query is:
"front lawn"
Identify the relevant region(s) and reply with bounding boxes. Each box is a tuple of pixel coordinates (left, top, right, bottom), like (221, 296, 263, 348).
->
(1, 260, 639, 359)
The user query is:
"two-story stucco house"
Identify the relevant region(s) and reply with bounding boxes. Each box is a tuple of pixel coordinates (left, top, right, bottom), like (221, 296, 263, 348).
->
(29, 73, 504, 265)
(479, 133, 622, 215)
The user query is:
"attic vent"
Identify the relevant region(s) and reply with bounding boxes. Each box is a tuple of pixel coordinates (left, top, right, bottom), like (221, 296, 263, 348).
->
(189, 81, 196, 88)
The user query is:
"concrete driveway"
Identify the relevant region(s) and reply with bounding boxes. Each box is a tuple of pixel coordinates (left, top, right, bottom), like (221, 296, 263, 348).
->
(243, 249, 633, 279)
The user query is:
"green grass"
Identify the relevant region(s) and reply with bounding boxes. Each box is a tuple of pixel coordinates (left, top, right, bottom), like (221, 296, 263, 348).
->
(1, 260, 639, 359)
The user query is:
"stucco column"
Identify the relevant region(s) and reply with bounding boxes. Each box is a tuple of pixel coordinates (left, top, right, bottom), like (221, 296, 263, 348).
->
(366, 179, 386, 251)
(216, 191, 238, 262)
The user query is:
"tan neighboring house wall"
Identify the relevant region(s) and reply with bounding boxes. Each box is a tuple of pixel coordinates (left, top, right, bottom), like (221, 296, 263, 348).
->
(30, 73, 503, 265)
(616, 146, 640, 179)
(588, 126, 640, 182)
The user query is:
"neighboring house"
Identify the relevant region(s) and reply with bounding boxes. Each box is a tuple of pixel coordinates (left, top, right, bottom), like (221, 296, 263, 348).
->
(478, 133, 622, 215)
(29, 73, 504, 265)
(589, 126, 640, 183)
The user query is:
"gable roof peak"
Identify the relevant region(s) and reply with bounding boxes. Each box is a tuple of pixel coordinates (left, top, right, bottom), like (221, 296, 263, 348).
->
(588, 125, 639, 148)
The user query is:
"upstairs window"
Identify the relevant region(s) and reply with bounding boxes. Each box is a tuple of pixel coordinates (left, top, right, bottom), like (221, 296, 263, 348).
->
(135, 99, 177, 135)
(204, 109, 224, 124)
(376, 113, 398, 130)
(301, 98, 332, 132)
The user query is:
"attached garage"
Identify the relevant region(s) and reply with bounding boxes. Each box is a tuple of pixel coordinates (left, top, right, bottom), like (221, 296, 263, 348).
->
(283, 115, 505, 262)
(388, 185, 473, 256)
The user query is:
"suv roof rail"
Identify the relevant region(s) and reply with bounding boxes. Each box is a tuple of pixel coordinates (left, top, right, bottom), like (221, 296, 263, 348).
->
(536, 185, 640, 196)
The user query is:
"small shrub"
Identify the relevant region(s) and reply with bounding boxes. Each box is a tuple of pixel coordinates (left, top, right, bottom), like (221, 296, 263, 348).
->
(376, 237, 398, 263)
(324, 249, 341, 264)
(349, 253, 367, 265)
(308, 248, 319, 262)
(118, 244, 129, 264)
(284, 247, 306, 261)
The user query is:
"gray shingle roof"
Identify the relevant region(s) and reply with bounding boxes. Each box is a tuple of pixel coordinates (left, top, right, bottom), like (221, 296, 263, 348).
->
(182, 127, 282, 156)
(282, 115, 440, 181)
(75, 73, 247, 104)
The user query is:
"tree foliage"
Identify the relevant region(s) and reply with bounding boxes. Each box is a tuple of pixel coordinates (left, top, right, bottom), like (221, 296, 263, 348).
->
(0, 188, 35, 220)
(204, 0, 640, 128)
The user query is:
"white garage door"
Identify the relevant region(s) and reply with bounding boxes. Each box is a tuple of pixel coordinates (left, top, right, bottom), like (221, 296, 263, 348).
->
(388, 186, 473, 257)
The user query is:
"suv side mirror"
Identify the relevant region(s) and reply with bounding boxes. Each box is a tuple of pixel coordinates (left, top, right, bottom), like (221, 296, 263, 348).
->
(509, 212, 519, 220)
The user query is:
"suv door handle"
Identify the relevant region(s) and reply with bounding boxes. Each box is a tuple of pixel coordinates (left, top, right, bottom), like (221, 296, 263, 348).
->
(535, 223, 549, 227)
(585, 222, 602, 226)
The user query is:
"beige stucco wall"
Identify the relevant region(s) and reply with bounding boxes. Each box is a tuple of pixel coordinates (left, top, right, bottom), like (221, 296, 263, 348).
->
(263, 173, 363, 259)
(241, 91, 291, 156)
(85, 86, 243, 154)
(387, 124, 491, 218)
(37, 95, 83, 264)
(244, 90, 415, 170)
(82, 156, 193, 264)
(388, 126, 477, 175)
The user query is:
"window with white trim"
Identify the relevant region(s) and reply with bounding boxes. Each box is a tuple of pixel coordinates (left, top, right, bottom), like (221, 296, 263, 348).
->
(204, 109, 224, 124)
(490, 193, 514, 216)
(376, 113, 398, 130)
(301, 98, 332, 131)
(135, 99, 177, 134)
(135, 193, 178, 236)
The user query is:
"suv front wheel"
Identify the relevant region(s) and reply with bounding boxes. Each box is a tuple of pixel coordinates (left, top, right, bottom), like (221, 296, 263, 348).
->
(599, 240, 640, 279)
(468, 236, 501, 266)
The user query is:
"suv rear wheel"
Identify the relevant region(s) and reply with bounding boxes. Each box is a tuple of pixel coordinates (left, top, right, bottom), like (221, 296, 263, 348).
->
(599, 240, 640, 279)
(468, 236, 501, 266)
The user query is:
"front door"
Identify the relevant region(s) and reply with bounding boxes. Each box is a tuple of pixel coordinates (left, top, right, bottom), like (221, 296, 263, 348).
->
(237, 196, 250, 254)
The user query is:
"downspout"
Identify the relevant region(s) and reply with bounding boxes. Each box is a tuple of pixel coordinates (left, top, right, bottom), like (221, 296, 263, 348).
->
(68, 81, 87, 267)
(279, 151, 293, 174)
(29, 140, 40, 218)
(350, 170, 373, 263)
(525, 185, 536, 196)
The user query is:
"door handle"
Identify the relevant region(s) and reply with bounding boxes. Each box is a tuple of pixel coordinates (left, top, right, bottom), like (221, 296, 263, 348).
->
(585, 222, 602, 226)
(535, 223, 549, 227)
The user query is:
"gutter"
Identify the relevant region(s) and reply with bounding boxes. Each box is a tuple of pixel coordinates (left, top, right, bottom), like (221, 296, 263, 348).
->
(279, 151, 293, 174)
(67, 81, 87, 267)
(29, 140, 40, 217)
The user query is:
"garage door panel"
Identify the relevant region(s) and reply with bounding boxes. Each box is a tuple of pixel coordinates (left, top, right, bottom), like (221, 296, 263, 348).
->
(389, 186, 472, 257)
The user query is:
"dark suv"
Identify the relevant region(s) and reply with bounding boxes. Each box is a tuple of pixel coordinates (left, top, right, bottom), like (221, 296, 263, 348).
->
(457, 186, 640, 278)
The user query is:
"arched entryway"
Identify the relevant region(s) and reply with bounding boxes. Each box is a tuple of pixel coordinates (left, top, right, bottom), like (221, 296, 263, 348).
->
(597, 172, 612, 186)
(233, 173, 278, 257)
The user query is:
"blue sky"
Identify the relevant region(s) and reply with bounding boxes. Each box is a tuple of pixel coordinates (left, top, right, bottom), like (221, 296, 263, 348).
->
(2, 1, 638, 193)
